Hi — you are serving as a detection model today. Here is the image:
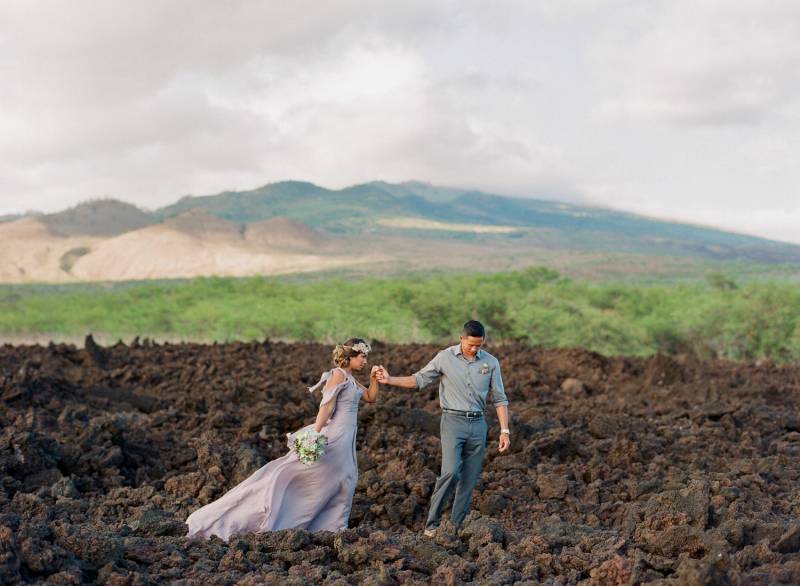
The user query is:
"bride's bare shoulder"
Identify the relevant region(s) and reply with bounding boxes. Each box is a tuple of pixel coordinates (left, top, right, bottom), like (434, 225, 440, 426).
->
(324, 368, 346, 388)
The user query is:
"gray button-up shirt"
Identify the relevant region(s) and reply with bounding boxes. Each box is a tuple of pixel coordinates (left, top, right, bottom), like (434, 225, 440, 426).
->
(414, 344, 509, 412)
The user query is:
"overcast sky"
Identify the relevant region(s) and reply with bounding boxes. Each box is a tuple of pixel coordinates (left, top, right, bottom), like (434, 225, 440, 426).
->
(1, 1, 798, 243)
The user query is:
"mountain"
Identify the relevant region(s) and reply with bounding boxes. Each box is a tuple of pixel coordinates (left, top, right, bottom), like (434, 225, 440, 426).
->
(153, 181, 800, 264)
(155, 180, 460, 233)
(1, 180, 798, 284)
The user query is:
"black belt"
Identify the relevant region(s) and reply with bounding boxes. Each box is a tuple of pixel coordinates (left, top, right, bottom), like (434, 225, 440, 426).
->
(442, 408, 484, 419)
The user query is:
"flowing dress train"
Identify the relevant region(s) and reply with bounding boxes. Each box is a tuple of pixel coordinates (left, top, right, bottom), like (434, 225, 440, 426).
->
(185, 368, 361, 540)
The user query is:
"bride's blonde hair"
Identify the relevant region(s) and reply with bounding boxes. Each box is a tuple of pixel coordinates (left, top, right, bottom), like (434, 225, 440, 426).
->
(332, 338, 371, 368)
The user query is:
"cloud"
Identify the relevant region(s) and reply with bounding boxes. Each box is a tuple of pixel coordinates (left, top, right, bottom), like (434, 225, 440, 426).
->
(0, 0, 798, 244)
(592, 0, 800, 127)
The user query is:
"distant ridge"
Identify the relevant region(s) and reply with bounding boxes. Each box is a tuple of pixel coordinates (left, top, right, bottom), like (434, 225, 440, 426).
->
(1, 180, 799, 284)
(366, 180, 470, 203)
(156, 181, 332, 224)
(147, 180, 800, 263)
(40, 199, 155, 237)
(0, 213, 30, 223)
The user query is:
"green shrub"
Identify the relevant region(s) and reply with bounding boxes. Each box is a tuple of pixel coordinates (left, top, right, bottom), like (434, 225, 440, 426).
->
(1, 269, 798, 362)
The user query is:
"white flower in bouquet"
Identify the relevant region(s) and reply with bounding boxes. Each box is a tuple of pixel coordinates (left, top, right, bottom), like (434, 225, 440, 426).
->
(292, 430, 328, 464)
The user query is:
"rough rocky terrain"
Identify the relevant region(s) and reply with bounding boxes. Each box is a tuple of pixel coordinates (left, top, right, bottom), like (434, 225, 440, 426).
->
(2, 338, 800, 584)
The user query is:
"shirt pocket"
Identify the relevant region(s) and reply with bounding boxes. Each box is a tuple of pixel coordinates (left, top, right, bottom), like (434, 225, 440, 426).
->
(475, 368, 492, 391)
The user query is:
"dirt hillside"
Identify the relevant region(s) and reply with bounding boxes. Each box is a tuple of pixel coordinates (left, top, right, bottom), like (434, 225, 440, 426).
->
(0, 213, 375, 284)
(161, 210, 243, 241)
(244, 216, 331, 251)
(70, 220, 365, 281)
(0, 218, 100, 282)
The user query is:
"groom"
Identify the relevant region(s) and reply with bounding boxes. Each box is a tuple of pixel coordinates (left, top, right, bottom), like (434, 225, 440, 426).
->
(377, 320, 510, 536)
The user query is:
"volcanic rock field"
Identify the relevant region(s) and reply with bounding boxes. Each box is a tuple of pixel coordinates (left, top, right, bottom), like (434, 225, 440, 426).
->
(2, 338, 800, 584)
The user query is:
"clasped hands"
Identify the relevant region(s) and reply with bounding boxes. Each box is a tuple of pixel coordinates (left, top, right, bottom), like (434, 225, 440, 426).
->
(368, 365, 391, 384)
(375, 365, 390, 384)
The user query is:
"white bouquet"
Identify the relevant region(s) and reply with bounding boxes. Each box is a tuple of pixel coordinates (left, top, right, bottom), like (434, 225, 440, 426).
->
(291, 429, 328, 465)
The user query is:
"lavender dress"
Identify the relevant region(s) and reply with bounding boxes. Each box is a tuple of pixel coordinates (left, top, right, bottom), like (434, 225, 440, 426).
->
(186, 368, 362, 540)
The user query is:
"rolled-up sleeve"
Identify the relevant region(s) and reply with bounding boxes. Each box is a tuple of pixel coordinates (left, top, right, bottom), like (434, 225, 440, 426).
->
(414, 352, 443, 389)
(489, 362, 509, 406)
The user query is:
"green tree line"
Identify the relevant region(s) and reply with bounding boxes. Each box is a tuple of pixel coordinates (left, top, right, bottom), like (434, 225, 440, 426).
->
(1, 268, 798, 362)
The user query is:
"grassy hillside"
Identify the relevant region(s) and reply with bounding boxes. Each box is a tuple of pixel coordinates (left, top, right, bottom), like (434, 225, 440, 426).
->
(365, 180, 471, 203)
(2, 268, 798, 362)
(152, 181, 800, 263)
(155, 181, 467, 234)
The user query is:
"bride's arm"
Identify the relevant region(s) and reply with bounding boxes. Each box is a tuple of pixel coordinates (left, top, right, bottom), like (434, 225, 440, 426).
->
(314, 403, 334, 433)
(361, 366, 380, 403)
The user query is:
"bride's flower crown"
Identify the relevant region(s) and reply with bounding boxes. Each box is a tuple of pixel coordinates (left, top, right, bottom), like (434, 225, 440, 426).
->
(348, 341, 371, 355)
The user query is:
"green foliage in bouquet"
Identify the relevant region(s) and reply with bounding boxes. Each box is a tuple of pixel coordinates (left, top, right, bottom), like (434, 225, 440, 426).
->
(292, 430, 328, 465)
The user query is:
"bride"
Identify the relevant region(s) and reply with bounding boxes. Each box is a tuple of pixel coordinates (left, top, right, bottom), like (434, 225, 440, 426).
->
(186, 338, 379, 540)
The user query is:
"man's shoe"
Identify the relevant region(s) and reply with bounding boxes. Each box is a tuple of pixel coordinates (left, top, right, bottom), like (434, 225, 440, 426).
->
(423, 528, 437, 538)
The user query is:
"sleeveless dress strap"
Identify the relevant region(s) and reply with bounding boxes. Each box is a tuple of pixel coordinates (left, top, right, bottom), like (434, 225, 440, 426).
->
(307, 368, 352, 422)
(308, 368, 352, 393)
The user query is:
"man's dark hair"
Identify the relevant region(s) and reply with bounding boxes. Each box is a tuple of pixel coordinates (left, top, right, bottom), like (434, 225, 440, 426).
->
(462, 320, 485, 338)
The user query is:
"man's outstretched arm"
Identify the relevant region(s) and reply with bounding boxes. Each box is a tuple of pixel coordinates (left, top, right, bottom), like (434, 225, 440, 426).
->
(378, 354, 442, 389)
(379, 372, 418, 388)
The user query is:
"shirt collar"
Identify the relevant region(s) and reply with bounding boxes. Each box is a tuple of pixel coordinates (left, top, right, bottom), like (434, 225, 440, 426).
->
(453, 344, 483, 360)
